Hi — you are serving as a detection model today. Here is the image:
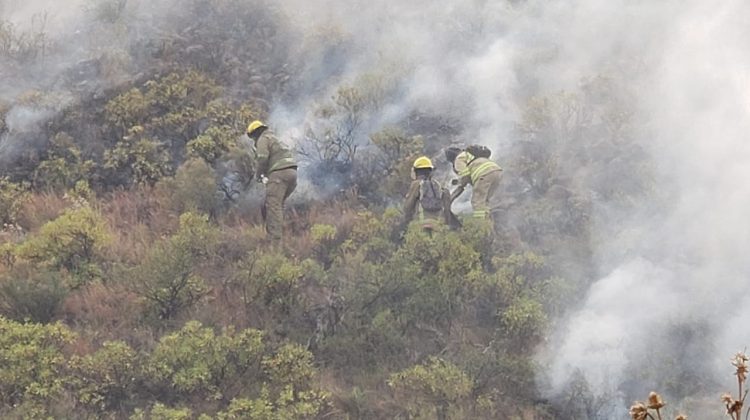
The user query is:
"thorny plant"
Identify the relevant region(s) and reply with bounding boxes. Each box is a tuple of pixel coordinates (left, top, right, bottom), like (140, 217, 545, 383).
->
(723, 352, 749, 420)
(629, 351, 750, 420)
(628, 392, 686, 420)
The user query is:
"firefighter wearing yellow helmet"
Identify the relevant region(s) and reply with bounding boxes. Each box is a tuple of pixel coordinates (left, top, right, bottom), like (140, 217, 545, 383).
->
(402, 156, 451, 233)
(246, 120, 298, 242)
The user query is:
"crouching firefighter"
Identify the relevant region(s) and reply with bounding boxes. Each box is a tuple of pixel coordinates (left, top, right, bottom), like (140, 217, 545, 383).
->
(246, 120, 298, 242)
(445, 145, 502, 221)
(402, 156, 458, 235)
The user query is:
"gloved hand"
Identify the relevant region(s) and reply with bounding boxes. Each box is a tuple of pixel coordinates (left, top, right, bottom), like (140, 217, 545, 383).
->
(257, 174, 269, 185)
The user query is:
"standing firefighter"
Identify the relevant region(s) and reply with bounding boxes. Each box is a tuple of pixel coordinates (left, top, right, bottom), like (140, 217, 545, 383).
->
(446, 145, 502, 220)
(246, 120, 298, 242)
(402, 156, 453, 234)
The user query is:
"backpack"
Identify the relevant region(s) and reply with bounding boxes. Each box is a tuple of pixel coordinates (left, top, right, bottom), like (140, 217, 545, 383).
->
(419, 180, 443, 212)
(466, 144, 492, 159)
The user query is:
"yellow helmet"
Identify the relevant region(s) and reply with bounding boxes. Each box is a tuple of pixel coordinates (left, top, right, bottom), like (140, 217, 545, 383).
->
(246, 120, 267, 135)
(413, 156, 434, 169)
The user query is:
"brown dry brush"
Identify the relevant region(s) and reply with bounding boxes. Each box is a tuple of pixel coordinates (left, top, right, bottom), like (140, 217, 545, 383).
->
(629, 351, 750, 420)
(628, 391, 685, 420)
(723, 352, 749, 420)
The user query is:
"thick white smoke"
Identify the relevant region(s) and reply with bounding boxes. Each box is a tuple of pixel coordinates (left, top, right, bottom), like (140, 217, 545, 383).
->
(275, 0, 750, 415)
(536, 0, 750, 417)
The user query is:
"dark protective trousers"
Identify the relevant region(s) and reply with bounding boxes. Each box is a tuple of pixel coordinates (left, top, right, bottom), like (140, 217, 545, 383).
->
(264, 168, 297, 241)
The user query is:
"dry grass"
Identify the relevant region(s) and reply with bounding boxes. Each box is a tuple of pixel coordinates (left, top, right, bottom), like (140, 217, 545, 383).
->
(100, 187, 178, 263)
(15, 191, 69, 231)
(60, 282, 143, 344)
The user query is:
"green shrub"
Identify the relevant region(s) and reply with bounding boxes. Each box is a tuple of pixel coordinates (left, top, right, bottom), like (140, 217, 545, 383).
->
(233, 251, 305, 318)
(340, 210, 399, 262)
(0, 264, 68, 323)
(187, 126, 237, 165)
(209, 343, 330, 420)
(262, 343, 316, 392)
(394, 224, 483, 327)
(471, 252, 564, 350)
(388, 357, 473, 420)
(0, 317, 75, 409)
(369, 127, 424, 199)
(68, 340, 140, 413)
(0, 176, 27, 225)
(500, 296, 547, 349)
(215, 397, 274, 419)
(105, 88, 151, 132)
(131, 213, 218, 319)
(146, 321, 265, 401)
(158, 159, 221, 216)
(215, 388, 329, 420)
(32, 133, 95, 191)
(130, 403, 193, 420)
(148, 321, 233, 398)
(105, 71, 221, 134)
(16, 206, 110, 286)
(104, 126, 172, 186)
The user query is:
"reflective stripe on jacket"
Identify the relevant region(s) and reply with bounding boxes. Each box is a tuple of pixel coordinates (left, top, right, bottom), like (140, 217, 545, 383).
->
(468, 158, 501, 184)
(456, 151, 501, 186)
(455, 151, 471, 178)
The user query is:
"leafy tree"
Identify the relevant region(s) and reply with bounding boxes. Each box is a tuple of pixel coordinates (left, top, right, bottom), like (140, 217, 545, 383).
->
(105, 88, 151, 134)
(32, 133, 95, 191)
(388, 357, 473, 420)
(104, 125, 173, 186)
(105, 71, 221, 136)
(187, 126, 236, 165)
(300, 86, 365, 171)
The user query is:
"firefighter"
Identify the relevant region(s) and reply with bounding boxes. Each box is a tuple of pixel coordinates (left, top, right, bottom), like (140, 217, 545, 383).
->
(445, 146, 502, 220)
(246, 120, 298, 241)
(402, 156, 452, 233)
